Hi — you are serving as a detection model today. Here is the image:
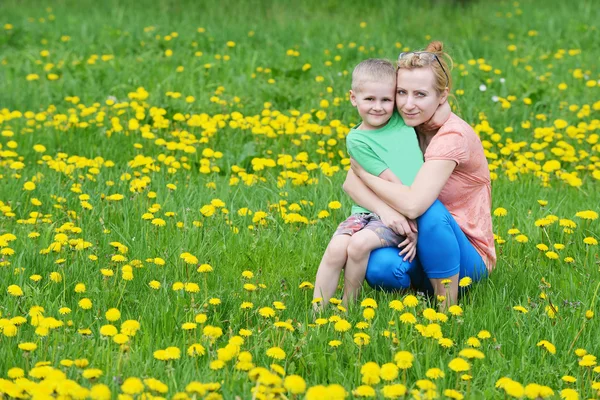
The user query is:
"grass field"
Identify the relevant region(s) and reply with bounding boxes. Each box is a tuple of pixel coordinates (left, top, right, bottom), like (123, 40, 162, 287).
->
(1, 0, 599, 398)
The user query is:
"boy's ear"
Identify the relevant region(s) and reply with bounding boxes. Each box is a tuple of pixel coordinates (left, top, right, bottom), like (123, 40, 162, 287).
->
(349, 89, 358, 107)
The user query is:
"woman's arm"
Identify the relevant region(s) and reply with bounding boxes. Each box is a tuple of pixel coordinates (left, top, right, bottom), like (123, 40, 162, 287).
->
(343, 170, 413, 236)
(343, 170, 418, 261)
(351, 158, 456, 220)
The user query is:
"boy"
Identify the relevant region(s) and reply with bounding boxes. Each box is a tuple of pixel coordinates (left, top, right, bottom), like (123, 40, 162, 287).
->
(313, 58, 424, 307)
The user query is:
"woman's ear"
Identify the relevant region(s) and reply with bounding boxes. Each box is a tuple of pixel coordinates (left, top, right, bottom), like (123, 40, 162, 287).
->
(439, 87, 449, 105)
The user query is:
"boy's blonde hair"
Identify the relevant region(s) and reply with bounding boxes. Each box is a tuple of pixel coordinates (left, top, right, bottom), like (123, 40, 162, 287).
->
(351, 58, 396, 92)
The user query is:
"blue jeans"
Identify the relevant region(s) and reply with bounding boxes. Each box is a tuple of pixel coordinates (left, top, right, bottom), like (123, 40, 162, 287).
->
(365, 200, 488, 294)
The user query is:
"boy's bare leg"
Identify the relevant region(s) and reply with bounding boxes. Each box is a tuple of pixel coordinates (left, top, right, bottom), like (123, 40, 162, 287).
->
(430, 274, 459, 311)
(342, 229, 383, 305)
(313, 235, 352, 311)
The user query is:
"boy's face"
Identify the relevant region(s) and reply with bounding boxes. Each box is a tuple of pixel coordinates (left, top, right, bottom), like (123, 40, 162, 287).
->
(350, 80, 396, 130)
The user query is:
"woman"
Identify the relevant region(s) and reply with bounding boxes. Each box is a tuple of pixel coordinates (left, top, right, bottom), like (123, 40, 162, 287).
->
(344, 41, 496, 307)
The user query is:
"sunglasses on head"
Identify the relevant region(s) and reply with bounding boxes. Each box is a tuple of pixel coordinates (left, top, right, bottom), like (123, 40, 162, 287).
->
(398, 51, 449, 88)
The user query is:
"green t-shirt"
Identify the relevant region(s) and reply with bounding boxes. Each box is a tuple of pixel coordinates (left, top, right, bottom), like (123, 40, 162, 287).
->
(346, 111, 424, 214)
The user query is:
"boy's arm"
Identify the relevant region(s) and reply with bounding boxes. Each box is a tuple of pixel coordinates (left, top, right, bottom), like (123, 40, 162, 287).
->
(378, 168, 403, 184)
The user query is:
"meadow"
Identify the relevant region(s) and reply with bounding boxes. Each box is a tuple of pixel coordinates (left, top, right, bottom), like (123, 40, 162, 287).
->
(0, 0, 599, 398)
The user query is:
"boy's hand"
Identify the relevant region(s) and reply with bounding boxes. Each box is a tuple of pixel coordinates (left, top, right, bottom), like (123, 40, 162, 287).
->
(420, 101, 451, 133)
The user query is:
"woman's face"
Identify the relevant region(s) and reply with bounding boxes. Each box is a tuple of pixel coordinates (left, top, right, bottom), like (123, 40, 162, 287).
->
(396, 67, 448, 127)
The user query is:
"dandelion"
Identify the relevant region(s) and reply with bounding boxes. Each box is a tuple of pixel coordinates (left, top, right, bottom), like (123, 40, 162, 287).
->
(121, 377, 145, 395)
(379, 363, 399, 381)
(426, 368, 445, 379)
(583, 237, 598, 245)
(448, 357, 470, 372)
(360, 298, 378, 308)
(99, 325, 118, 337)
(182, 322, 197, 331)
(525, 383, 554, 399)
(82, 369, 103, 380)
(537, 340, 556, 355)
(105, 308, 121, 321)
(448, 305, 463, 316)
(402, 295, 419, 307)
(459, 277, 472, 288)
(352, 385, 376, 397)
(477, 330, 491, 339)
(444, 389, 464, 400)
(560, 388, 580, 400)
(18, 342, 37, 352)
(389, 300, 404, 311)
(284, 375, 306, 394)
(78, 298, 93, 310)
(149, 280, 161, 289)
(7, 368, 24, 379)
(334, 319, 352, 332)
(381, 384, 407, 398)
(7, 284, 23, 296)
(399, 312, 416, 324)
(354, 332, 371, 346)
(493, 207, 507, 216)
(198, 263, 213, 272)
(513, 305, 528, 313)
(579, 355, 597, 367)
(363, 308, 375, 320)
(112, 334, 129, 344)
(459, 348, 485, 359)
(515, 234, 529, 243)
(266, 346, 286, 360)
(328, 201, 342, 210)
(259, 307, 275, 318)
(545, 305, 558, 319)
(394, 351, 414, 369)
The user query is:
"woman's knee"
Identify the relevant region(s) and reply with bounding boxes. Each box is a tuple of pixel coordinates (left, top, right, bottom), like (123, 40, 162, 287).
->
(416, 200, 450, 235)
(365, 248, 412, 290)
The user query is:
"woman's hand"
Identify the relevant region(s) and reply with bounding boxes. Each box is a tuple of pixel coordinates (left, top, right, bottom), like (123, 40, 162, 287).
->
(378, 208, 412, 237)
(398, 231, 417, 262)
(378, 208, 418, 262)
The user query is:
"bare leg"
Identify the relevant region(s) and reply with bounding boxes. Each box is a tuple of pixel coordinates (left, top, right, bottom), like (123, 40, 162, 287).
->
(313, 235, 351, 310)
(342, 230, 383, 305)
(430, 273, 459, 310)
